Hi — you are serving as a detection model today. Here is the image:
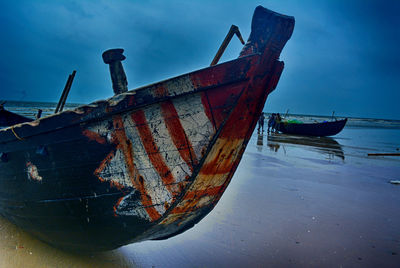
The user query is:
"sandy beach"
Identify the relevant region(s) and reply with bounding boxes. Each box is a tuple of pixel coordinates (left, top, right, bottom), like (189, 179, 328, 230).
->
(1, 122, 399, 267)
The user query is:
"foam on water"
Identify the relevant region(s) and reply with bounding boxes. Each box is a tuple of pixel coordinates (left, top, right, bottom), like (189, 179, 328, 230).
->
(2, 101, 82, 119)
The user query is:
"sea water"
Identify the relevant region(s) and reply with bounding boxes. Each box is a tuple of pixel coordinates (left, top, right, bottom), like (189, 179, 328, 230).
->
(2, 101, 81, 119)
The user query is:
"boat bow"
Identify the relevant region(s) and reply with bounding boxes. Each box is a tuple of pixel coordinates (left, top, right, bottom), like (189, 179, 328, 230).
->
(0, 6, 294, 251)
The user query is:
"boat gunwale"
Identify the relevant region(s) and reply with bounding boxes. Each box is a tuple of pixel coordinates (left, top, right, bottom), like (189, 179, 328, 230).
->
(279, 118, 348, 136)
(0, 53, 260, 144)
(282, 118, 347, 127)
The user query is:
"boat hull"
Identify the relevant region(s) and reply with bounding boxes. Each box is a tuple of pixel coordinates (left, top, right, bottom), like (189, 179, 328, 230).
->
(0, 6, 294, 251)
(278, 119, 348, 137)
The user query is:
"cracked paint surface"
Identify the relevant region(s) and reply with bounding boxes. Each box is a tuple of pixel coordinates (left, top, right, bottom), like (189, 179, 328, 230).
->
(84, 90, 216, 221)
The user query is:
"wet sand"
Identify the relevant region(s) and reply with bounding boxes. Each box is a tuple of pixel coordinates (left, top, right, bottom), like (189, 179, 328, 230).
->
(1, 125, 399, 267)
(0, 218, 135, 267)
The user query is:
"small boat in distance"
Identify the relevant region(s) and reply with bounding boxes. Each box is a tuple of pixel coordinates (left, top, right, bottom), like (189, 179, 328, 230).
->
(278, 118, 348, 137)
(0, 6, 294, 251)
(0, 102, 33, 128)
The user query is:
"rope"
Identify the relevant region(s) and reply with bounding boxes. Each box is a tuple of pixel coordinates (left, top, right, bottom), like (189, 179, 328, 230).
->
(11, 126, 24, 140)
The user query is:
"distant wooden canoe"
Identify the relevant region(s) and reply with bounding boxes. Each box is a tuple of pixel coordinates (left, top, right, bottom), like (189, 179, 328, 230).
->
(278, 119, 347, 137)
(0, 6, 294, 251)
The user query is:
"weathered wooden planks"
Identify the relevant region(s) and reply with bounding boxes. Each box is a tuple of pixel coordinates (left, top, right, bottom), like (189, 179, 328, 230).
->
(0, 6, 295, 251)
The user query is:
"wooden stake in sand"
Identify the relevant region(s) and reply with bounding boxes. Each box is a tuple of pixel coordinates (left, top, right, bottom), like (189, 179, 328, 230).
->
(368, 153, 400, 156)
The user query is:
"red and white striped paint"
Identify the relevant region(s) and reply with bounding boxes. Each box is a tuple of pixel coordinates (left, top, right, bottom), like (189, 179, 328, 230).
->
(83, 78, 218, 222)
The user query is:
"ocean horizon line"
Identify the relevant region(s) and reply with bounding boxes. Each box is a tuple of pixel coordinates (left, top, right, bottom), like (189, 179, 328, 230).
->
(1, 99, 399, 122)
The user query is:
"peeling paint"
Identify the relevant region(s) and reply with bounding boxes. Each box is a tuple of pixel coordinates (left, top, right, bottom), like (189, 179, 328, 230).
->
(114, 191, 150, 220)
(165, 75, 195, 96)
(82, 58, 255, 226)
(172, 94, 215, 160)
(26, 162, 43, 182)
(83, 91, 216, 221)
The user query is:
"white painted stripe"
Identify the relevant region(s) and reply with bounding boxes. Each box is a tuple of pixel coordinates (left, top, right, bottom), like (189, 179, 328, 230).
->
(143, 104, 192, 183)
(87, 120, 151, 219)
(122, 113, 172, 216)
(165, 75, 195, 96)
(172, 93, 215, 161)
(86, 120, 133, 188)
(98, 148, 133, 188)
(116, 191, 151, 220)
(87, 113, 172, 218)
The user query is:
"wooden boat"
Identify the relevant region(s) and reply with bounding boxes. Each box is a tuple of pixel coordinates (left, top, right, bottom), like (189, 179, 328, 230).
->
(0, 6, 294, 251)
(277, 118, 347, 137)
(0, 103, 33, 128)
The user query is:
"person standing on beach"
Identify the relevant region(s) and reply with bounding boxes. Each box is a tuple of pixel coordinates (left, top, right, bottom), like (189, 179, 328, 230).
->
(273, 113, 282, 132)
(268, 113, 275, 133)
(258, 112, 265, 133)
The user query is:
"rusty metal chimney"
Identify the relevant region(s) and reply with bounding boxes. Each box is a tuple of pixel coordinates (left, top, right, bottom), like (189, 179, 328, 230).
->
(102, 48, 128, 95)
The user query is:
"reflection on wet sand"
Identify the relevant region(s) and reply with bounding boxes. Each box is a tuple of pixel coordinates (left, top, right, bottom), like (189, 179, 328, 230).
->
(256, 133, 264, 152)
(0, 126, 397, 267)
(256, 133, 263, 146)
(267, 133, 344, 160)
(0, 217, 135, 268)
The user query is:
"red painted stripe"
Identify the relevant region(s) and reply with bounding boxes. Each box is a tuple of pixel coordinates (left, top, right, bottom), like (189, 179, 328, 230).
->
(94, 150, 115, 182)
(131, 110, 177, 194)
(113, 115, 161, 221)
(153, 84, 168, 98)
(200, 92, 217, 129)
(152, 84, 197, 169)
(82, 129, 107, 144)
(169, 186, 223, 214)
(160, 100, 198, 170)
(113, 196, 125, 217)
(183, 185, 223, 200)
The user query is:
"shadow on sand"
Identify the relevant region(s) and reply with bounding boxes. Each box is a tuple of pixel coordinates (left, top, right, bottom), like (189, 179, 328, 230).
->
(0, 216, 136, 267)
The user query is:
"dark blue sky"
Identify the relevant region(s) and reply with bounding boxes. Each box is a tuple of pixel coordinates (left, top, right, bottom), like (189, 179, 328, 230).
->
(1, 0, 399, 119)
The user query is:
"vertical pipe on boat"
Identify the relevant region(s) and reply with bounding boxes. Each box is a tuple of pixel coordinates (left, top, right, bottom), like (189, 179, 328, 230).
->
(102, 49, 128, 95)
